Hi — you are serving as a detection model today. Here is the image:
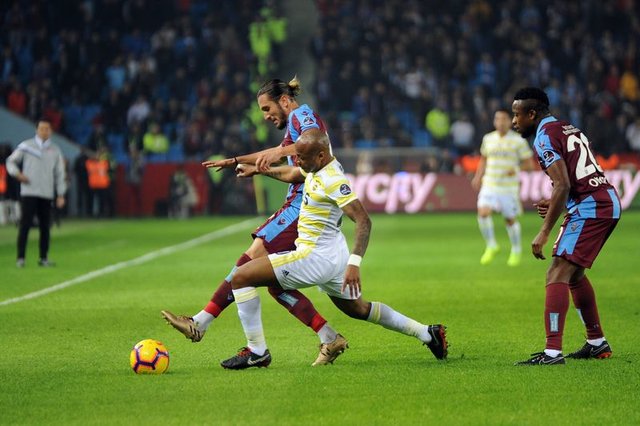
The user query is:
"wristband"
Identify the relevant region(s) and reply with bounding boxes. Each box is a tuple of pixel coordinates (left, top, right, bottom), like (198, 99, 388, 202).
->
(348, 254, 362, 267)
(233, 157, 239, 166)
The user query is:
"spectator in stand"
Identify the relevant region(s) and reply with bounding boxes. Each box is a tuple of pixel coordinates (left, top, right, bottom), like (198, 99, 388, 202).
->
(425, 99, 451, 148)
(143, 122, 169, 154)
(127, 95, 151, 127)
(450, 113, 476, 155)
(6, 80, 27, 115)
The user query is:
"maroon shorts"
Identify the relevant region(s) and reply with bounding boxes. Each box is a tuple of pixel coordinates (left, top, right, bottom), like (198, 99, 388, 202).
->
(553, 216, 619, 268)
(251, 203, 299, 254)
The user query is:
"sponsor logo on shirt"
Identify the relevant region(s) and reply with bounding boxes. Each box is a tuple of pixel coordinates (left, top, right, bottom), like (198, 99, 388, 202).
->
(542, 150, 556, 163)
(340, 184, 352, 195)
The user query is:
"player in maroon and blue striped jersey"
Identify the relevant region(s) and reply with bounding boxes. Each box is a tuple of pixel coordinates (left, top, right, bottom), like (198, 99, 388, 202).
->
(511, 87, 620, 366)
(162, 77, 347, 366)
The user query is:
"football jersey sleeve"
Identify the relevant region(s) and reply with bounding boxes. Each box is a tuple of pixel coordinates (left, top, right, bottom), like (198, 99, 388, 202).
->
(326, 176, 358, 208)
(534, 131, 562, 169)
(289, 108, 321, 142)
(480, 134, 489, 157)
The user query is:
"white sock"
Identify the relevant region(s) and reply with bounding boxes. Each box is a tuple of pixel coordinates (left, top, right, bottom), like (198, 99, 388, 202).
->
(232, 287, 267, 355)
(317, 323, 338, 344)
(367, 302, 431, 344)
(478, 216, 497, 248)
(587, 337, 605, 346)
(192, 310, 215, 331)
(506, 221, 522, 254)
(544, 349, 562, 357)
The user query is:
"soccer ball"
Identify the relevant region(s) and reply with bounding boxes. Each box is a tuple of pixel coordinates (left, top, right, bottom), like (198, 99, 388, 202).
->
(130, 339, 170, 374)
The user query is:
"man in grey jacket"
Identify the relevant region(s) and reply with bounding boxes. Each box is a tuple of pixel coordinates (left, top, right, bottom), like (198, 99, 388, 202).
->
(6, 119, 66, 267)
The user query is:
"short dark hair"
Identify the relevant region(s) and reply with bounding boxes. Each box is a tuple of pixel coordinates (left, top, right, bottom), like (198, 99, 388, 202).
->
(513, 87, 550, 113)
(495, 108, 511, 116)
(257, 76, 302, 100)
(36, 118, 51, 126)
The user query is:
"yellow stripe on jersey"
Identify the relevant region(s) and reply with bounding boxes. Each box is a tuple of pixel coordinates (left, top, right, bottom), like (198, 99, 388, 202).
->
(295, 158, 356, 248)
(480, 130, 532, 194)
(270, 247, 313, 268)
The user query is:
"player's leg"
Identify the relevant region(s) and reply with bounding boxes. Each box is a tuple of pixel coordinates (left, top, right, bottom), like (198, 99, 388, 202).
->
(565, 269, 611, 359)
(16, 196, 36, 267)
(221, 256, 280, 369)
(329, 296, 448, 360)
(502, 194, 523, 266)
(0, 199, 7, 225)
(515, 256, 575, 366)
(564, 218, 619, 359)
(477, 192, 499, 264)
(36, 197, 52, 265)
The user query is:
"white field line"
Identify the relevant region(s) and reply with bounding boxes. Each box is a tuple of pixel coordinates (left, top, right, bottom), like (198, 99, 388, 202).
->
(0, 218, 259, 307)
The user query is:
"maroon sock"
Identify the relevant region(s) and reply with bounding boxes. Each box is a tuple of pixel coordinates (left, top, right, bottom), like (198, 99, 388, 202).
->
(545, 282, 570, 351)
(569, 276, 604, 340)
(204, 253, 252, 317)
(268, 286, 327, 332)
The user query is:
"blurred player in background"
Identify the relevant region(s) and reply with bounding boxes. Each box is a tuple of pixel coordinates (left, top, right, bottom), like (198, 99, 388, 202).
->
(511, 88, 620, 365)
(162, 77, 348, 366)
(471, 109, 535, 267)
(221, 129, 448, 369)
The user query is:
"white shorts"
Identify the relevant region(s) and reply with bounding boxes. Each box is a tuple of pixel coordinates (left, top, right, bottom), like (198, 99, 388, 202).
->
(477, 188, 522, 219)
(268, 234, 358, 300)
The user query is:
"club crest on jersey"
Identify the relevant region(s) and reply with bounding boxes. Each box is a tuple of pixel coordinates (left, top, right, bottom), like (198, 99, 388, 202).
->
(542, 150, 556, 163)
(570, 222, 579, 232)
(339, 184, 352, 195)
(303, 116, 314, 125)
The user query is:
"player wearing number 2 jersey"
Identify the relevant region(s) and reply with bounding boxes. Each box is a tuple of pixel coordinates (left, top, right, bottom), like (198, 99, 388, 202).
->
(511, 88, 620, 366)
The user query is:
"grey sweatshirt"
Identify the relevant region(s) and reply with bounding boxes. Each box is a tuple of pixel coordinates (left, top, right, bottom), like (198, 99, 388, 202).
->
(6, 136, 66, 199)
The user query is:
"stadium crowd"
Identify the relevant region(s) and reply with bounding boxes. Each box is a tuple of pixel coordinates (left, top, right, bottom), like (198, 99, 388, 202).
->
(312, 0, 640, 160)
(1, 0, 639, 172)
(0, 0, 284, 166)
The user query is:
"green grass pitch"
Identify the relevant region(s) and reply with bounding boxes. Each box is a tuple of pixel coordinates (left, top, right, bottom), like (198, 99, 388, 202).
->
(1, 212, 638, 425)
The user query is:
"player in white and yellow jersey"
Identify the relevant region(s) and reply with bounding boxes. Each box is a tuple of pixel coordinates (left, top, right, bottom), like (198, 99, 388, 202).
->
(472, 109, 535, 266)
(218, 129, 448, 370)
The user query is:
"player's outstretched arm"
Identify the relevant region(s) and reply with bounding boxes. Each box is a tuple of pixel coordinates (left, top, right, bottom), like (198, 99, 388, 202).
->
(201, 144, 298, 171)
(531, 160, 570, 260)
(258, 165, 305, 183)
(340, 200, 372, 297)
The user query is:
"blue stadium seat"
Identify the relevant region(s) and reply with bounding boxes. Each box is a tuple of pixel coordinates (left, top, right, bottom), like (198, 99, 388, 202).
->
(167, 143, 184, 162)
(412, 130, 432, 147)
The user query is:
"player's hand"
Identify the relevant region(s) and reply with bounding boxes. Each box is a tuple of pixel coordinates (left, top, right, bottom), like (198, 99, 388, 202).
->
(531, 230, 549, 260)
(17, 173, 30, 184)
(55, 196, 65, 209)
(534, 199, 550, 218)
(255, 148, 283, 172)
(202, 158, 237, 171)
(342, 265, 362, 298)
(236, 164, 257, 178)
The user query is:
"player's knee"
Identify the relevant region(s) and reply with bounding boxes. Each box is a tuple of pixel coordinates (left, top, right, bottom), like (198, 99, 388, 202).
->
(344, 300, 370, 320)
(245, 238, 267, 259)
(230, 268, 251, 289)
